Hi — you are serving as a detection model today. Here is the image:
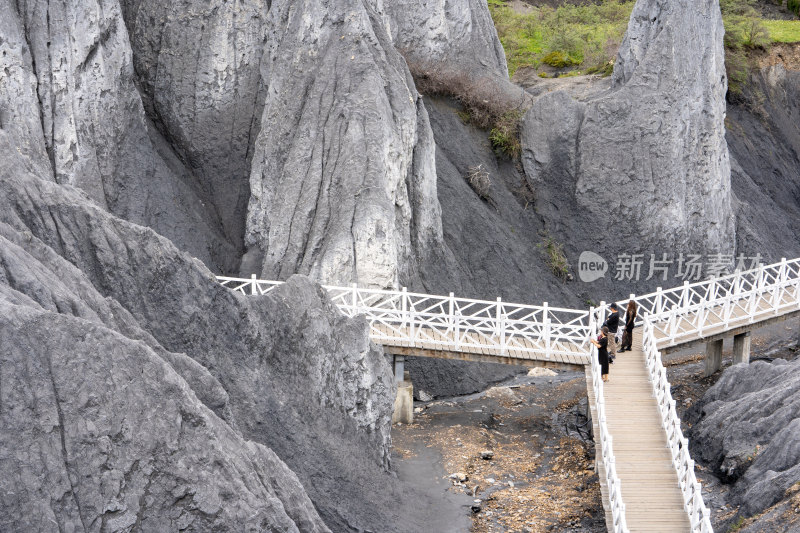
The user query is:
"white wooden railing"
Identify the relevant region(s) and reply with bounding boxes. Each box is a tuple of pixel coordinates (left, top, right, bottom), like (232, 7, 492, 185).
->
(615, 258, 800, 347)
(217, 275, 593, 359)
(588, 307, 629, 533)
(642, 318, 713, 532)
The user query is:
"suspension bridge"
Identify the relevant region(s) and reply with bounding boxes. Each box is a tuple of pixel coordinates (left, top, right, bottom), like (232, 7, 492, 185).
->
(218, 257, 800, 532)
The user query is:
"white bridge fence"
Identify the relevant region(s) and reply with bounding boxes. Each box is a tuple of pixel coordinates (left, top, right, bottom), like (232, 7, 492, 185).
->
(642, 318, 713, 532)
(217, 257, 800, 533)
(587, 309, 628, 532)
(217, 275, 592, 359)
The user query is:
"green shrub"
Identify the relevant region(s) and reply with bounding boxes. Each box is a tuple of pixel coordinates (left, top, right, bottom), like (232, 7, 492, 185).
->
(789, 0, 800, 16)
(489, 111, 522, 159)
(542, 50, 580, 68)
(539, 236, 571, 282)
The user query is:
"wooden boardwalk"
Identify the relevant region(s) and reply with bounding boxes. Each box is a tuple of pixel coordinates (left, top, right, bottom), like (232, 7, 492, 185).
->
(586, 331, 691, 532)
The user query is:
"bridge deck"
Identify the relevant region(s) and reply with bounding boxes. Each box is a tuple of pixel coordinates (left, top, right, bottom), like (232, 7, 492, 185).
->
(373, 323, 590, 368)
(652, 290, 800, 352)
(590, 332, 691, 532)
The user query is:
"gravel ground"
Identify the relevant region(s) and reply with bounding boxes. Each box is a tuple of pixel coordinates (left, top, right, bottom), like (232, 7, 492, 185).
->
(392, 370, 605, 532)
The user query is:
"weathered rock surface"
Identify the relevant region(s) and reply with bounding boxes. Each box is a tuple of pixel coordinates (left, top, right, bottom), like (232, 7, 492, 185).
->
(521, 0, 735, 260)
(384, 0, 509, 78)
(0, 304, 329, 533)
(2, 0, 240, 272)
(244, 0, 443, 289)
(727, 58, 800, 261)
(120, 0, 270, 264)
(690, 357, 800, 517)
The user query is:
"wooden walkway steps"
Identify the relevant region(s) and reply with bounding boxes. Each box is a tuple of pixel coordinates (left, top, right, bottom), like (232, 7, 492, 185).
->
(588, 331, 691, 532)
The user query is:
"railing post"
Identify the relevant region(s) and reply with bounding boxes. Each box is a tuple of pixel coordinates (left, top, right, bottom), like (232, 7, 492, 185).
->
(682, 280, 690, 309)
(655, 287, 663, 316)
(499, 297, 506, 355)
(448, 292, 455, 334)
(251, 273, 257, 295)
(401, 286, 408, 333)
(543, 302, 551, 358)
(495, 297, 502, 338)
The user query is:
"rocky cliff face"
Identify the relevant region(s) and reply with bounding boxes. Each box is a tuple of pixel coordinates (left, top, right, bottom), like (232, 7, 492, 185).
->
(384, 0, 509, 78)
(3, 0, 242, 272)
(521, 0, 735, 259)
(0, 157, 393, 530)
(0, 1, 453, 529)
(243, 0, 444, 289)
(727, 49, 800, 261)
(690, 357, 800, 520)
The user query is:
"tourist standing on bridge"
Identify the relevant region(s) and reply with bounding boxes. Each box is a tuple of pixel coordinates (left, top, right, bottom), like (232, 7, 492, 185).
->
(619, 300, 638, 352)
(590, 326, 611, 382)
(602, 303, 620, 361)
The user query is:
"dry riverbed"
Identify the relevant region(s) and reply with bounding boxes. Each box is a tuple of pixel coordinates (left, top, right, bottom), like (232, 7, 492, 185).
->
(392, 370, 605, 532)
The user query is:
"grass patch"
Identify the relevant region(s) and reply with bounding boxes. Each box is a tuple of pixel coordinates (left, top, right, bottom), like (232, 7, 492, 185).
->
(487, 0, 797, 103)
(487, 0, 634, 76)
(763, 20, 800, 42)
(489, 110, 523, 158)
(539, 236, 571, 281)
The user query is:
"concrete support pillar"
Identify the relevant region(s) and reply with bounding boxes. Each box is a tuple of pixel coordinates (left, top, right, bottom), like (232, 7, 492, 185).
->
(393, 355, 405, 383)
(390, 354, 413, 424)
(733, 331, 752, 365)
(704, 339, 724, 377)
(392, 380, 413, 424)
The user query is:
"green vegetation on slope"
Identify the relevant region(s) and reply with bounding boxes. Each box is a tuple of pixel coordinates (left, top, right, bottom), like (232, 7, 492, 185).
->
(487, 0, 634, 76)
(762, 19, 800, 42)
(489, 0, 799, 97)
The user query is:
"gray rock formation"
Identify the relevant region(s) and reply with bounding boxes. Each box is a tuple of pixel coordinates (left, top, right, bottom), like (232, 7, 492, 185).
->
(0, 141, 409, 530)
(727, 57, 800, 261)
(119, 0, 270, 265)
(521, 0, 735, 259)
(384, 0, 509, 78)
(0, 303, 329, 533)
(3, 0, 240, 272)
(690, 358, 800, 518)
(244, 0, 443, 289)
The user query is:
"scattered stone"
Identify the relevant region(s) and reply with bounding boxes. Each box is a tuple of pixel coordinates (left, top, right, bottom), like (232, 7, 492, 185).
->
(481, 450, 494, 460)
(449, 472, 468, 483)
(528, 368, 557, 377)
(417, 390, 434, 402)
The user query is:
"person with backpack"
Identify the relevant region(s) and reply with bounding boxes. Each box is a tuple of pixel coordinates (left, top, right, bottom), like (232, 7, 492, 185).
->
(602, 303, 620, 362)
(619, 300, 638, 352)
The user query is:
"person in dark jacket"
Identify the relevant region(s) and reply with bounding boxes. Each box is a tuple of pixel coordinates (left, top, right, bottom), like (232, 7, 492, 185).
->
(619, 300, 638, 352)
(602, 303, 620, 361)
(590, 326, 611, 382)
